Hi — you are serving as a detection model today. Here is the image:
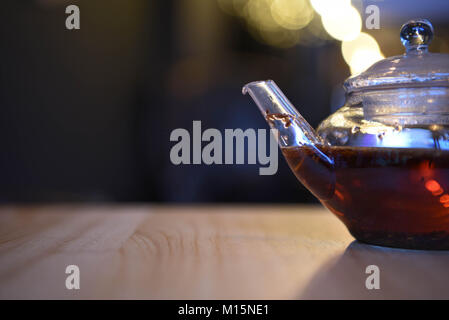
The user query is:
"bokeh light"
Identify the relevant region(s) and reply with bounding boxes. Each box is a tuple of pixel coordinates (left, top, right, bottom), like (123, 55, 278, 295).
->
(217, 0, 319, 47)
(342, 32, 385, 75)
(320, 5, 362, 41)
(270, 0, 314, 31)
(246, 0, 279, 31)
(342, 32, 380, 63)
(309, 0, 351, 16)
(310, 0, 384, 74)
(217, 0, 385, 74)
(348, 48, 384, 75)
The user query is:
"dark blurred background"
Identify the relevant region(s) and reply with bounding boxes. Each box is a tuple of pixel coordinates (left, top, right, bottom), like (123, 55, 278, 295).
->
(1, 0, 449, 203)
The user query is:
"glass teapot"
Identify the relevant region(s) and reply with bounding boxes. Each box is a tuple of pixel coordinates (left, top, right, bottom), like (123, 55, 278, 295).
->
(243, 19, 449, 250)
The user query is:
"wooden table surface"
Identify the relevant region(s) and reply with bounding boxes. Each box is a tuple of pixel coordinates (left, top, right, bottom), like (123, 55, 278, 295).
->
(0, 205, 448, 300)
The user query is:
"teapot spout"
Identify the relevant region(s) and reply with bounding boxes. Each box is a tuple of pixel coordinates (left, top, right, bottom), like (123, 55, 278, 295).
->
(242, 80, 325, 148)
(243, 80, 335, 200)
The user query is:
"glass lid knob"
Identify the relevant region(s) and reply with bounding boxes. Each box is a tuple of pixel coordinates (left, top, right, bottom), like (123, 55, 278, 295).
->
(400, 19, 434, 53)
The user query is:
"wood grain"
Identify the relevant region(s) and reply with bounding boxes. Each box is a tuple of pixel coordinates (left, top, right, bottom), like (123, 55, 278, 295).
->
(0, 205, 448, 299)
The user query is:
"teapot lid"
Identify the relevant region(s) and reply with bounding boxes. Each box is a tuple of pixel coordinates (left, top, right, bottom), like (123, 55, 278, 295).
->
(344, 19, 449, 93)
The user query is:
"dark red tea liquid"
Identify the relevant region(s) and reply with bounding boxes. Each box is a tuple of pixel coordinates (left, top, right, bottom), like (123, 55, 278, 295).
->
(282, 145, 449, 249)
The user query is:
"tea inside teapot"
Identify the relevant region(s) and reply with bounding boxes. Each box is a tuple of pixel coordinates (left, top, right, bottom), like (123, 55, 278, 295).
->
(283, 145, 449, 249)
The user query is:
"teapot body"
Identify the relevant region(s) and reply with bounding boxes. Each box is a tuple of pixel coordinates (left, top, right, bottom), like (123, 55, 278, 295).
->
(244, 19, 449, 249)
(284, 87, 449, 249)
(283, 142, 449, 249)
